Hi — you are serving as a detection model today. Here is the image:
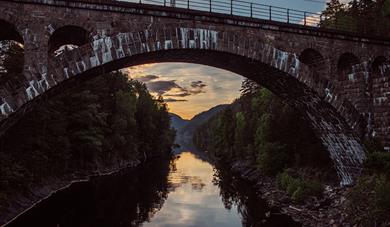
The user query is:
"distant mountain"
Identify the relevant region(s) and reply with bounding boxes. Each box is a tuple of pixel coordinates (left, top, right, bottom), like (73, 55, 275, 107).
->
(169, 113, 189, 132)
(170, 104, 229, 153)
(180, 104, 229, 140)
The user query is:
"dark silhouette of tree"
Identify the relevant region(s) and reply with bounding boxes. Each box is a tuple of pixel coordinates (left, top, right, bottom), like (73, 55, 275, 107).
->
(194, 82, 334, 177)
(320, 0, 390, 37)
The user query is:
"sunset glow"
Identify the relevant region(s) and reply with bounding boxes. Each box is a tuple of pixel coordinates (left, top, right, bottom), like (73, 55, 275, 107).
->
(124, 63, 244, 119)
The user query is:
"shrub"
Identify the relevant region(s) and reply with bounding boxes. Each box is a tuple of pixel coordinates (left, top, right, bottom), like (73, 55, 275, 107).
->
(292, 187, 304, 201)
(277, 171, 293, 190)
(277, 170, 323, 202)
(347, 175, 390, 225)
(257, 142, 288, 175)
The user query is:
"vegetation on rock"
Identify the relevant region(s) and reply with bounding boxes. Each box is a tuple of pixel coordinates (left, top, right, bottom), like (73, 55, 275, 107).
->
(347, 144, 390, 225)
(277, 170, 323, 202)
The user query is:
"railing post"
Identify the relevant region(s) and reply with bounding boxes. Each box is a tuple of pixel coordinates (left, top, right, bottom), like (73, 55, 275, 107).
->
(287, 9, 289, 23)
(209, 0, 211, 12)
(250, 3, 252, 18)
(230, 0, 233, 15)
(187, 0, 189, 9)
(269, 6, 272, 20)
(304, 12, 307, 25)
(164, 0, 166, 7)
(139, 0, 141, 4)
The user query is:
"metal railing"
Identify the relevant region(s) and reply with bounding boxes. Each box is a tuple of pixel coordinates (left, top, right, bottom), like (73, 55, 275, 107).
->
(118, 0, 330, 28)
(117, 0, 389, 36)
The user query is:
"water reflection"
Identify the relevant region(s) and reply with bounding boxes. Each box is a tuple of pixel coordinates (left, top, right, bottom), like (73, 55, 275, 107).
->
(144, 152, 242, 227)
(213, 164, 301, 227)
(6, 151, 299, 227)
(6, 159, 171, 227)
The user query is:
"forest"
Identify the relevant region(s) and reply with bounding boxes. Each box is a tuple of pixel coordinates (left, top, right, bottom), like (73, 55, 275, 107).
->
(194, 76, 390, 223)
(193, 80, 333, 200)
(0, 41, 175, 210)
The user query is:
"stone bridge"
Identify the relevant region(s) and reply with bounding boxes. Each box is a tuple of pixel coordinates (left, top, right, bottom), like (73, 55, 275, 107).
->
(0, 0, 389, 185)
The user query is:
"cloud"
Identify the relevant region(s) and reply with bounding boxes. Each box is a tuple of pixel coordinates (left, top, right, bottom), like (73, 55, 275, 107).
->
(136, 74, 159, 83)
(190, 81, 207, 88)
(164, 98, 188, 102)
(146, 80, 181, 94)
(188, 80, 207, 94)
(300, 12, 321, 26)
(146, 80, 207, 97)
(187, 80, 207, 94)
(164, 90, 191, 97)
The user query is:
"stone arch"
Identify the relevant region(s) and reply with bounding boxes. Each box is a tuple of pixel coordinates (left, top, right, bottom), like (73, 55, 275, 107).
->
(299, 48, 325, 69)
(298, 48, 329, 96)
(0, 28, 366, 185)
(337, 52, 360, 80)
(0, 19, 23, 44)
(48, 25, 91, 55)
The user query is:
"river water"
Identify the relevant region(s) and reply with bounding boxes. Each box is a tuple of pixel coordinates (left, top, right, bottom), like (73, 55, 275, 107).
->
(6, 150, 299, 227)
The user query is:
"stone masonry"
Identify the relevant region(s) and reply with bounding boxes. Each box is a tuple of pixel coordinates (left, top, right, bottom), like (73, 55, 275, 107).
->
(0, 0, 389, 185)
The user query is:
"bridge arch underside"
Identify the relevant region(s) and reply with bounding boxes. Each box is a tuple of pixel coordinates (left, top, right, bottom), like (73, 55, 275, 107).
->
(2, 47, 365, 185)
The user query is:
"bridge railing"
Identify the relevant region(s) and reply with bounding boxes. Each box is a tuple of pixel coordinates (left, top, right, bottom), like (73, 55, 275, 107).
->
(117, 0, 389, 37)
(119, 0, 324, 26)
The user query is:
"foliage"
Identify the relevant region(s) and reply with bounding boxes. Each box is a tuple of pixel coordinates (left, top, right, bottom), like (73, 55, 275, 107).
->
(320, 0, 390, 37)
(0, 66, 175, 201)
(194, 84, 332, 176)
(256, 142, 288, 175)
(277, 171, 323, 202)
(348, 174, 390, 225)
(347, 138, 390, 225)
(239, 79, 260, 96)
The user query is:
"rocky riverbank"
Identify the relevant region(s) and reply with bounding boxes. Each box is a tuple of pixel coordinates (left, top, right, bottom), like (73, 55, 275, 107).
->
(228, 159, 353, 227)
(0, 160, 140, 226)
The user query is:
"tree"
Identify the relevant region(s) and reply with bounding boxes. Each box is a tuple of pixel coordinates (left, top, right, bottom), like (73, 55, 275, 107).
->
(320, 0, 390, 36)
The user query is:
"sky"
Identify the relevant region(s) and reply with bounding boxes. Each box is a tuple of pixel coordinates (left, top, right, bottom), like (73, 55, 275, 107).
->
(120, 0, 349, 13)
(124, 63, 244, 119)
(123, 0, 351, 119)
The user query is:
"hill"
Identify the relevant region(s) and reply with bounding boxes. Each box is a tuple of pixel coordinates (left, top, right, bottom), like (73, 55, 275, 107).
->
(169, 113, 189, 132)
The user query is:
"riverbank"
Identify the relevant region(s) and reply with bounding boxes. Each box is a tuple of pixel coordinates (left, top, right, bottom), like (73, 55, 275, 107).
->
(0, 159, 140, 226)
(225, 159, 352, 226)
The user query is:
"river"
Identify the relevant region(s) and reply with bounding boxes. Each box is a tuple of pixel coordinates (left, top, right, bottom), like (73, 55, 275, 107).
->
(6, 150, 299, 227)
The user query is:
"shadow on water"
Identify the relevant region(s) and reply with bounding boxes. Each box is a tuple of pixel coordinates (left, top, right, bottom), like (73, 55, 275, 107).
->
(6, 159, 172, 227)
(6, 145, 300, 227)
(213, 164, 300, 227)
